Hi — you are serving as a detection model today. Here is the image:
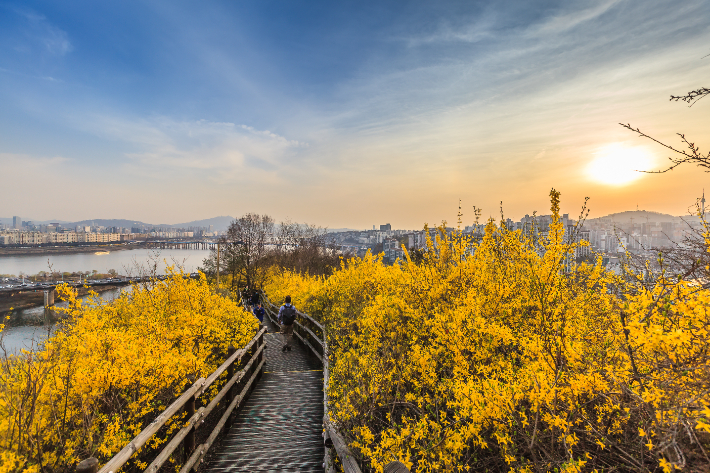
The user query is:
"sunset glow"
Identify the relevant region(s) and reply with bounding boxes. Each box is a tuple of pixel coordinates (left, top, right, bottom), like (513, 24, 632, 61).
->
(587, 146, 656, 186)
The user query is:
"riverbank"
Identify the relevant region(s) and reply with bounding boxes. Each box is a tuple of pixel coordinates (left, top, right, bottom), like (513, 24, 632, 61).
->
(0, 242, 148, 257)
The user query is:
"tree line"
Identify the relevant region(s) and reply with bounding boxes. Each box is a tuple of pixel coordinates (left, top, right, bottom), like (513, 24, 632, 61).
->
(200, 213, 351, 290)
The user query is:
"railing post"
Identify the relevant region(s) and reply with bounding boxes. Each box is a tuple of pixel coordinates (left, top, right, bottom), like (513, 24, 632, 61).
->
(248, 335, 257, 393)
(76, 457, 98, 473)
(183, 396, 195, 463)
(323, 329, 333, 473)
(256, 331, 264, 380)
(226, 346, 236, 430)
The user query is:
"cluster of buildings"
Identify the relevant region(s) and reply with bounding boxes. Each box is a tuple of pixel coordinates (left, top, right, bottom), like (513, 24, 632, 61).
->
(583, 217, 695, 255)
(329, 210, 700, 265)
(0, 216, 218, 247)
(0, 231, 124, 246)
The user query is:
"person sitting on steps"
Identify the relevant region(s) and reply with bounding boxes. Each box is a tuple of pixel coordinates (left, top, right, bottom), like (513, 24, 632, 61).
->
(278, 296, 297, 352)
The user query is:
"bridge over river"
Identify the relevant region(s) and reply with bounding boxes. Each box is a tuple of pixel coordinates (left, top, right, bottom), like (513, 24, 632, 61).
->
(75, 296, 409, 473)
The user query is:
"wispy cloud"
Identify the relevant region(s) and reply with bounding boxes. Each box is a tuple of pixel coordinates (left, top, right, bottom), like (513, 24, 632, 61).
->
(533, 0, 621, 35)
(403, 15, 495, 46)
(0, 153, 71, 166)
(12, 8, 73, 56)
(239, 124, 307, 147)
(73, 115, 307, 183)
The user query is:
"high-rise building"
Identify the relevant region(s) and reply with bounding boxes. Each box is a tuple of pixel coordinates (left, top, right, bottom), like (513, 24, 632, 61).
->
(380, 223, 391, 232)
(12, 216, 21, 229)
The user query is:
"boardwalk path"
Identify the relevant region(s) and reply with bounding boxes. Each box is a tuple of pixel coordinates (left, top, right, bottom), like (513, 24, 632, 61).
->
(205, 315, 325, 473)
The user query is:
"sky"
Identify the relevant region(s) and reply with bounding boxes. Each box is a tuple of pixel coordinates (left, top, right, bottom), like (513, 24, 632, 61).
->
(1, 0, 709, 229)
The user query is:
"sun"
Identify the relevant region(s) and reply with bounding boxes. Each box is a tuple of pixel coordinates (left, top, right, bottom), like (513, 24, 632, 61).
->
(587, 145, 655, 186)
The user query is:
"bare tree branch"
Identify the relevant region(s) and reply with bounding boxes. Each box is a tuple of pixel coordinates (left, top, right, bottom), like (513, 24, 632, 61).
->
(620, 123, 710, 173)
(670, 87, 710, 106)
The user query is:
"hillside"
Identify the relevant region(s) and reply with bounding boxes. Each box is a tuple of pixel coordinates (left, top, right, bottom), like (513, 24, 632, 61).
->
(589, 210, 699, 224)
(1, 216, 235, 231)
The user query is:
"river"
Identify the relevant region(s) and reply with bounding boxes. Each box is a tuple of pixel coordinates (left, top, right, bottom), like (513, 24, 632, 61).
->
(0, 247, 211, 277)
(0, 248, 212, 353)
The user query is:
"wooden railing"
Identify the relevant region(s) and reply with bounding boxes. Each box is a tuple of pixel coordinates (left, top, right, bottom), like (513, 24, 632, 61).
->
(261, 295, 411, 473)
(76, 326, 267, 473)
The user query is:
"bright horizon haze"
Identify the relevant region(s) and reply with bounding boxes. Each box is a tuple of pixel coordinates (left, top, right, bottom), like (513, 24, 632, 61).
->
(1, 1, 709, 229)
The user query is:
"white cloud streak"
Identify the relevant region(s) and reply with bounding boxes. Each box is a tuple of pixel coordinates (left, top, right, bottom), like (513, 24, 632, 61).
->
(14, 8, 73, 56)
(72, 115, 307, 185)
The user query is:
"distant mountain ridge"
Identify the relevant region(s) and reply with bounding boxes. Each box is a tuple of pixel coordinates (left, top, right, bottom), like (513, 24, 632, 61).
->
(326, 228, 363, 233)
(0, 216, 235, 232)
(589, 210, 699, 224)
(3, 210, 700, 232)
(0, 218, 71, 226)
(163, 216, 234, 231)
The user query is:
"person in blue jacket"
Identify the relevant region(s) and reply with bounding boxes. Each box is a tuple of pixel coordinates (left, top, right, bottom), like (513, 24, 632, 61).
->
(253, 302, 265, 324)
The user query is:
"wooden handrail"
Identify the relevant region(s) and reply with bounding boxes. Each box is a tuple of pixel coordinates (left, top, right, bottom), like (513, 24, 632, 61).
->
(295, 308, 324, 331)
(323, 337, 334, 473)
(143, 340, 267, 473)
(98, 378, 206, 473)
(324, 415, 362, 473)
(292, 328, 322, 362)
(92, 326, 266, 473)
(296, 319, 324, 348)
(384, 461, 411, 473)
(197, 328, 265, 396)
(180, 355, 266, 473)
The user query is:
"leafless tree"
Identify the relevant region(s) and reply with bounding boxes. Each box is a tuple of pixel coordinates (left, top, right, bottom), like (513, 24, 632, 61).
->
(202, 215, 351, 287)
(269, 220, 349, 276)
(203, 213, 274, 290)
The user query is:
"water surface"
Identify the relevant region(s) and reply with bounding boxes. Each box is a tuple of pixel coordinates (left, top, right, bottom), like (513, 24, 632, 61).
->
(0, 248, 211, 276)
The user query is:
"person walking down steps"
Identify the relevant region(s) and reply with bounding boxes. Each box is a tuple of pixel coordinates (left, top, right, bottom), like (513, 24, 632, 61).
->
(250, 290, 260, 310)
(278, 296, 297, 352)
(253, 302, 265, 325)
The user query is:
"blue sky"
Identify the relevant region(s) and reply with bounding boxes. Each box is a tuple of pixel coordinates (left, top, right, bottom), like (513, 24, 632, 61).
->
(2, 0, 709, 228)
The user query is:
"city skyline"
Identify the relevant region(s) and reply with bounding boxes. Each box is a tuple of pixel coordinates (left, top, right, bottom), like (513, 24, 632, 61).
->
(2, 1, 710, 228)
(2, 205, 702, 235)
(2, 194, 709, 232)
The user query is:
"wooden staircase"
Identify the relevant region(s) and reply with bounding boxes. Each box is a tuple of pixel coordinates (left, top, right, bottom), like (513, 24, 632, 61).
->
(205, 315, 324, 472)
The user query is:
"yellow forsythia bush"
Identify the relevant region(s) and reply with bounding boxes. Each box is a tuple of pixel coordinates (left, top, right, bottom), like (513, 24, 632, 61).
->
(0, 269, 258, 473)
(265, 190, 710, 473)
